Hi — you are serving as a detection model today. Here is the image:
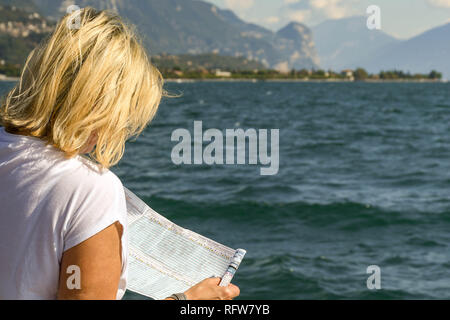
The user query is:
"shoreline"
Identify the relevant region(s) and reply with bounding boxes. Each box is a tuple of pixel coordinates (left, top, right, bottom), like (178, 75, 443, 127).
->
(0, 76, 20, 82)
(2, 77, 447, 84)
(164, 78, 448, 84)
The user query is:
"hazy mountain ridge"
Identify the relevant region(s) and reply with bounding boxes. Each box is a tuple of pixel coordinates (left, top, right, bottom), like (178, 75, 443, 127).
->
(313, 15, 450, 78)
(312, 16, 399, 71)
(1, 1, 448, 77)
(14, 0, 320, 70)
(359, 22, 450, 79)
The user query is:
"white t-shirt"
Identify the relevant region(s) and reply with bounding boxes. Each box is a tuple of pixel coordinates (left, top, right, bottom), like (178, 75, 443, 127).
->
(0, 127, 128, 300)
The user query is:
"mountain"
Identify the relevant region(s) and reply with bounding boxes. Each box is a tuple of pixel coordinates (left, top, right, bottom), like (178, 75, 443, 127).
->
(0, 5, 53, 65)
(359, 22, 450, 79)
(0, 0, 39, 12)
(274, 22, 320, 72)
(5, 0, 319, 70)
(312, 16, 399, 71)
(152, 53, 266, 71)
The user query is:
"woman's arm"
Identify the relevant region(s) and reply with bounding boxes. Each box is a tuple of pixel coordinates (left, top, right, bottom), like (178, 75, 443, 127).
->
(57, 222, 123, 300)
(57, 221, 240, 300)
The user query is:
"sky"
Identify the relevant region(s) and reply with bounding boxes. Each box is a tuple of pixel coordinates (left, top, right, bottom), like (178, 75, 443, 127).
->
(206, 0, 450, 39)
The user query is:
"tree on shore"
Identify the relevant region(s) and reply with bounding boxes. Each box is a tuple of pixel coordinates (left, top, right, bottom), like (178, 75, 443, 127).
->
(428, 70, 442, 80)
(354, 68, 369, 81)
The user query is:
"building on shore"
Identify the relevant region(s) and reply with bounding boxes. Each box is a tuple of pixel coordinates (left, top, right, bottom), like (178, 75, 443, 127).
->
(341, 69, 354, 81)
(215, 69, 232, 78)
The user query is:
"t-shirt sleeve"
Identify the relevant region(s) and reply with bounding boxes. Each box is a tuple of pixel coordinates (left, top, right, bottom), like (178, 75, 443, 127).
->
(63, 170, 128, 252)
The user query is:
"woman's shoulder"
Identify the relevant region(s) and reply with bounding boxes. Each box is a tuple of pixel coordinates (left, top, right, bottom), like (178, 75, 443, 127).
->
(77, 156, 123, 187)
(55, 157, 128, 253)
(52, 155, 125, 202)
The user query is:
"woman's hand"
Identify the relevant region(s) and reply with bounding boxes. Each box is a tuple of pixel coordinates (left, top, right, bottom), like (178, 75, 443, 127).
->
(183, 278, 240, 300)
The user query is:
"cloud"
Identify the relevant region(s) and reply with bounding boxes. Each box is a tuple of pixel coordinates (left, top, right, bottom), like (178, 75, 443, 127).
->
(427, 0, 450, 8)
(224, 0, 255, 11)
(279, 0, 358, 26)
(263, 16, 281, 24)
(287, 10, 312, 23)
(310, 0, 331, 9)
(284, 0, 301, 4)
(309, 0, 354, 19)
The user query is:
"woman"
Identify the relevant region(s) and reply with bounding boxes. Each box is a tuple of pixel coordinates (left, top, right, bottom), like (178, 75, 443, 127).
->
(0, 8, 240, 300)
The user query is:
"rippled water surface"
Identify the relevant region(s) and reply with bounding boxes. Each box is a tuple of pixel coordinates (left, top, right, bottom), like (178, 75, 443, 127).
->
(2, 81, 450, 299)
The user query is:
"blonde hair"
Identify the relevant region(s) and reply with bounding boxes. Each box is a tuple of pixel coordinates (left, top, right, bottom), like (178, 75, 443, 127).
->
(0, 8, 164, 169)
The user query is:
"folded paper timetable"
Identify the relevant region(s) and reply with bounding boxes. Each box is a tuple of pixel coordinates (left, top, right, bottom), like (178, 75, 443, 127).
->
(124, 188, 246, 300)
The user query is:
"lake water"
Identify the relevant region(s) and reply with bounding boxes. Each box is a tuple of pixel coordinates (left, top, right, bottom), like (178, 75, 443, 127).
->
(2, 81, 450, 299)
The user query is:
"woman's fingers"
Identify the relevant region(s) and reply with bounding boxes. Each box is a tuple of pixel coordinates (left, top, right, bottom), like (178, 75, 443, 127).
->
(220, 283, 240, 300)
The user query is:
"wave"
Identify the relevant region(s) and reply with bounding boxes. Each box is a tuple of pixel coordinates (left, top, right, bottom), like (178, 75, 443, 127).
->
(138, 195, 442, 230)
